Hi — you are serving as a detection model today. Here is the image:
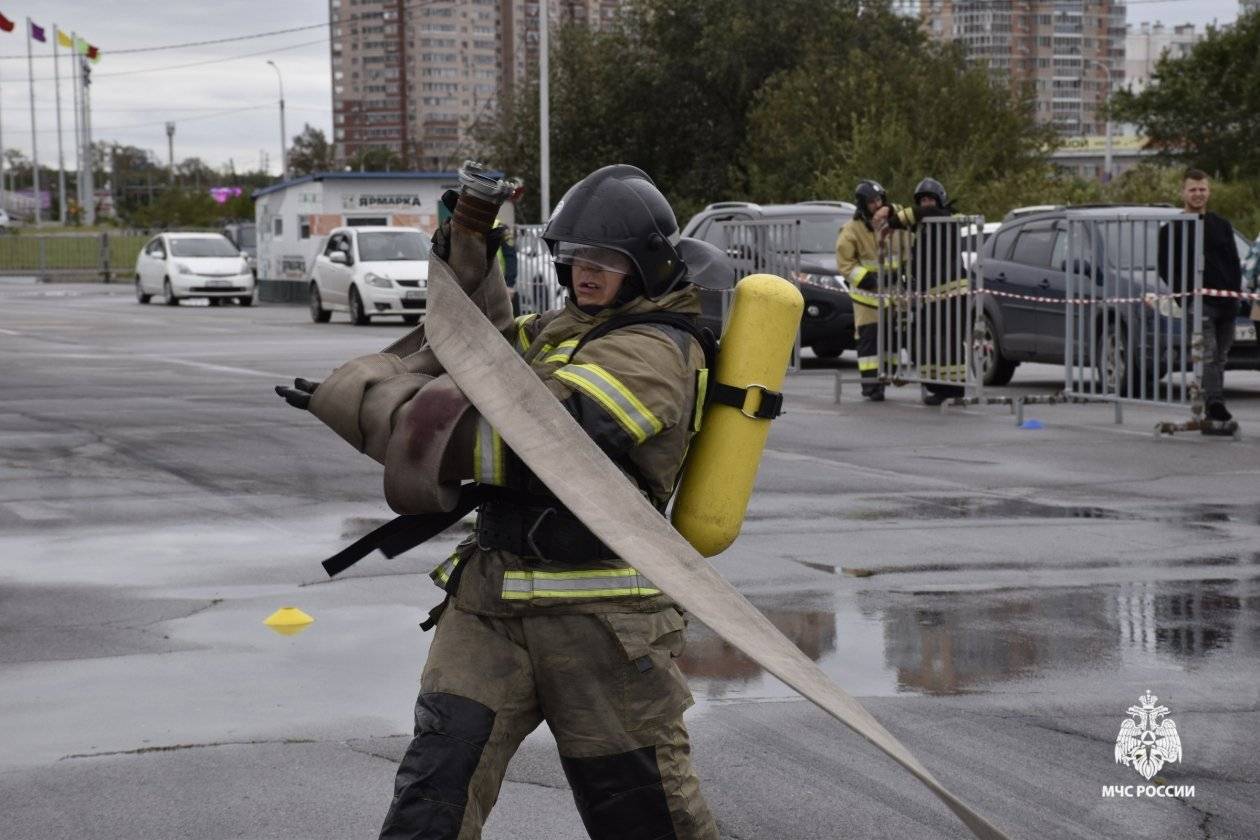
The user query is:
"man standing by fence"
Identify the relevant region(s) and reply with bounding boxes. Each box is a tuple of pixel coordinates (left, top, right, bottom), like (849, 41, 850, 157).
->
(1158, 168, 1243, 428)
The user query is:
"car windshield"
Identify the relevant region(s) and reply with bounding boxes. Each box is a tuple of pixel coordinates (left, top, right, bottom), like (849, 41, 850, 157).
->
(358, 231, 431, 261)
(766, 216, 845, 253)
(169, 237, 239, 258)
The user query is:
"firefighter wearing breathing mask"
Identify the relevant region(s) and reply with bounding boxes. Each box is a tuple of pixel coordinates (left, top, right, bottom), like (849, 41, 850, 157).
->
(281, 164, 730, 840)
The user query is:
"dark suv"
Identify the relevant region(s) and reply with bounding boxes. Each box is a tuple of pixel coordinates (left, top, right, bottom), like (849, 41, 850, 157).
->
(974, 205, 1258, 386)
(681, 201, 857, 359)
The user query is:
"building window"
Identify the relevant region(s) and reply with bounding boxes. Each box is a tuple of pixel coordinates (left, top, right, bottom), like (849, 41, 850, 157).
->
(274, 217, 284, 237)
(299, 215, 311, 240)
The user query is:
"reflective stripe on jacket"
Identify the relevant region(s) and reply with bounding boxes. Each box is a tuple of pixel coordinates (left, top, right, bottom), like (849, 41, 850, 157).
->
(449, 286, 707, 616)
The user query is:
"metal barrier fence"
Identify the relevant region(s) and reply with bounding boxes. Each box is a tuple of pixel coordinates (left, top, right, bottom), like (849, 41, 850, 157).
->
(0, 232, 149, 281)
(717, 219, 803, 366)
(1062, 211, 1202, 421)
(511, 224, 564, 314)
(876, 215, 986, 398)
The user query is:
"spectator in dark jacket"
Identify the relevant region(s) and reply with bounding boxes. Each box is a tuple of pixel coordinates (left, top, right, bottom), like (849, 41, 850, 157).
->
(1158, 168, 1243, 424)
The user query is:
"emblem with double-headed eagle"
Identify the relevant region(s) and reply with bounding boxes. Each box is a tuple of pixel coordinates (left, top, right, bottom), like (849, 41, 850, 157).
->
(1115, 690, 1182, 780)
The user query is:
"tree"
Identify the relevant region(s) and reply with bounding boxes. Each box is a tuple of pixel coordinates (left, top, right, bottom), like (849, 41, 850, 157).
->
(288, 124, 334, 176)
(746, 39, 1058, 221)
(175, 157, 217, 189)
(346, 146, 403, 172)
(475, 0, 1051, 223)
(1110, 11, 1260, 178)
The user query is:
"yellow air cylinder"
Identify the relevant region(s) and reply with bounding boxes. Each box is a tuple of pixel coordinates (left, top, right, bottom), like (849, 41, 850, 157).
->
(671, 273, 803, 556)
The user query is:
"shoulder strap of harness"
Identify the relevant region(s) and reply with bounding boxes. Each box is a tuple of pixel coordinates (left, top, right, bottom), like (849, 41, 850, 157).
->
(571, 311, 782, 420)
(571, 311, 718, 373)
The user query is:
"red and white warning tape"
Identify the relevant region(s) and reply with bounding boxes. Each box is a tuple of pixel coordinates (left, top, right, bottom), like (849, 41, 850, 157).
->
(869, 286, 1260, 307)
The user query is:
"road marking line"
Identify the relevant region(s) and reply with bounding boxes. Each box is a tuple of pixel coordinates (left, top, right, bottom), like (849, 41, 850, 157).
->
(147, 356, 291, 379)
(6, 502, 68, 521)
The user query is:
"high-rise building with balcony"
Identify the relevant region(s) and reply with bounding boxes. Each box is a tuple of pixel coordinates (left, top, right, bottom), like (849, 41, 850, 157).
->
(330, 0, 629, 172)
(917, 1, 1126, 137)
(1125, 21, 1201, 93)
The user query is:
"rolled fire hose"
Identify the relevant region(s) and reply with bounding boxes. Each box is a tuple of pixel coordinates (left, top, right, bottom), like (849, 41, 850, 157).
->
(423, 257, 1012, 840)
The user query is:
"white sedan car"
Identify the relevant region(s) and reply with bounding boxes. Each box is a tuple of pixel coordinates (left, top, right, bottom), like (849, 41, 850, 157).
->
(135, 232, 256, 306)
(308, 226, 431, 325)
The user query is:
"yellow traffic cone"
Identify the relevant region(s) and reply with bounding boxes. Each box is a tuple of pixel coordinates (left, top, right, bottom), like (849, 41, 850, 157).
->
(264, 606, 314, 637)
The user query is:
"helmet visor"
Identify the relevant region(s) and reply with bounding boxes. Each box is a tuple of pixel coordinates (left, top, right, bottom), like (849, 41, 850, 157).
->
(553, 242, 635, 276)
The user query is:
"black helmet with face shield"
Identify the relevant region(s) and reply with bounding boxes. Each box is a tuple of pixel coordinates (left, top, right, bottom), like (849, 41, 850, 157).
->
(543, 164, 735, 301)
(913, 177, 950, 210)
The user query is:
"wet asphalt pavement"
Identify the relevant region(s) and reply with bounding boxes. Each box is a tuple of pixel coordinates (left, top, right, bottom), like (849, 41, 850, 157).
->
(2, 282, 1258, 840)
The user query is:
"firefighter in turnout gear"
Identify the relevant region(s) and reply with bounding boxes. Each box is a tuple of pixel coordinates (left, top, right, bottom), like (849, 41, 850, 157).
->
(883, 178, 969, 405)
(279, 164, 729, 840)
(836, 180, 909, 400)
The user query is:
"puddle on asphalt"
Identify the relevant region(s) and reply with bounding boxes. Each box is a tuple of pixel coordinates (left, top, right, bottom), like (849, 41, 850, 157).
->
(791, 495, 1260, 528)
(681, 575, 1259, 700)
(790, 552, 1260, 578)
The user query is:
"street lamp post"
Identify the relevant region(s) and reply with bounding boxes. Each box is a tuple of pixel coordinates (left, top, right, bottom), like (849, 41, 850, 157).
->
(538, 1, 550, 221)
(266, 61, 288, 181)
(165, 121, 175, 184)
(1089, 58, 1115, 183)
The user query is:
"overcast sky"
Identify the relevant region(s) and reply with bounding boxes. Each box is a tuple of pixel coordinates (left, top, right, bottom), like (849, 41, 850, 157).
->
(0, 0, 1244, 178)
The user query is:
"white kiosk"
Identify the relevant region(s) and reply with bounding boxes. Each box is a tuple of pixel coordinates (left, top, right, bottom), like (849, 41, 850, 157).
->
(252, 171, 514, 302)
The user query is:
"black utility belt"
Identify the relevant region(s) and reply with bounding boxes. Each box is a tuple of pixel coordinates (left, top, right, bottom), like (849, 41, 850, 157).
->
(475, 499, 617, 565)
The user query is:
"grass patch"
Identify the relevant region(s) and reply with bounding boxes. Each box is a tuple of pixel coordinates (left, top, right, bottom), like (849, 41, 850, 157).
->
(0, 233, 148, 272)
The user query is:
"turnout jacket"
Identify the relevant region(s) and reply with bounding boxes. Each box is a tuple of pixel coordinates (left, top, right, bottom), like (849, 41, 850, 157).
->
(439, 287, 708, 617)
(306, 231, 705, 617)
(835, 215, 910, 328)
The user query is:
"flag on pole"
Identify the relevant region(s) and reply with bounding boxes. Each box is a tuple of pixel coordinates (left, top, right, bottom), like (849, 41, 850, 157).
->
(56, 28, 72, 48)
(29, 20, 45, 42)
(86, 45, 99, 62)
(0, 12, 15, 33)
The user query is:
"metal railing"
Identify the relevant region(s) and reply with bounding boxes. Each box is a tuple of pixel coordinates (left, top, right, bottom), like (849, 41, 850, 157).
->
(876, 215, 987, 398)
(717, 219, 803, 366)
(0, 232, 149, 282)
(510, 224, 564, 314)
(1062, 211, 1203, 423)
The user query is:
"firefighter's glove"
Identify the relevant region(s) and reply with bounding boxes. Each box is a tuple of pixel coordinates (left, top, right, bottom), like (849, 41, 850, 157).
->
(485, 224, 506, 263)
(430, 190, 460, 261)
(275, 377, 320, 411)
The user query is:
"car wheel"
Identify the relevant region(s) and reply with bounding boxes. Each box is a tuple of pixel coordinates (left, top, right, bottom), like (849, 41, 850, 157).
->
(309, 283, 331, 323)
(809, 341, 845, 360)
(348, 286, 370, 326)
(237, 293, 255, 307)
(209, 297, 224, 307)
(402, 314, 421, 326)
(163, 278, 179, 306)
(1093, 322, 1159, 400)
(135, 277, 151, 304)
(972, 310, 1016, 386)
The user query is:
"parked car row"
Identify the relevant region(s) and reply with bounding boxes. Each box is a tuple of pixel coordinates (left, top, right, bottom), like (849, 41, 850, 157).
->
(142, 207, 1258, 393)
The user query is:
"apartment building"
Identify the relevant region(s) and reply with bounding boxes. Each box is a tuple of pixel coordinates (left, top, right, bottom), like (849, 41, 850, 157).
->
(1125, 21, 1201, 93)
(917, 1, 1126, 136)
(330, 0, 628, 171)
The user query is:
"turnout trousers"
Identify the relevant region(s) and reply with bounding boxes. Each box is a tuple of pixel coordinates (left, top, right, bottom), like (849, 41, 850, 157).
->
(379, 604, 718, 840)
(855, 319, 883, 397)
